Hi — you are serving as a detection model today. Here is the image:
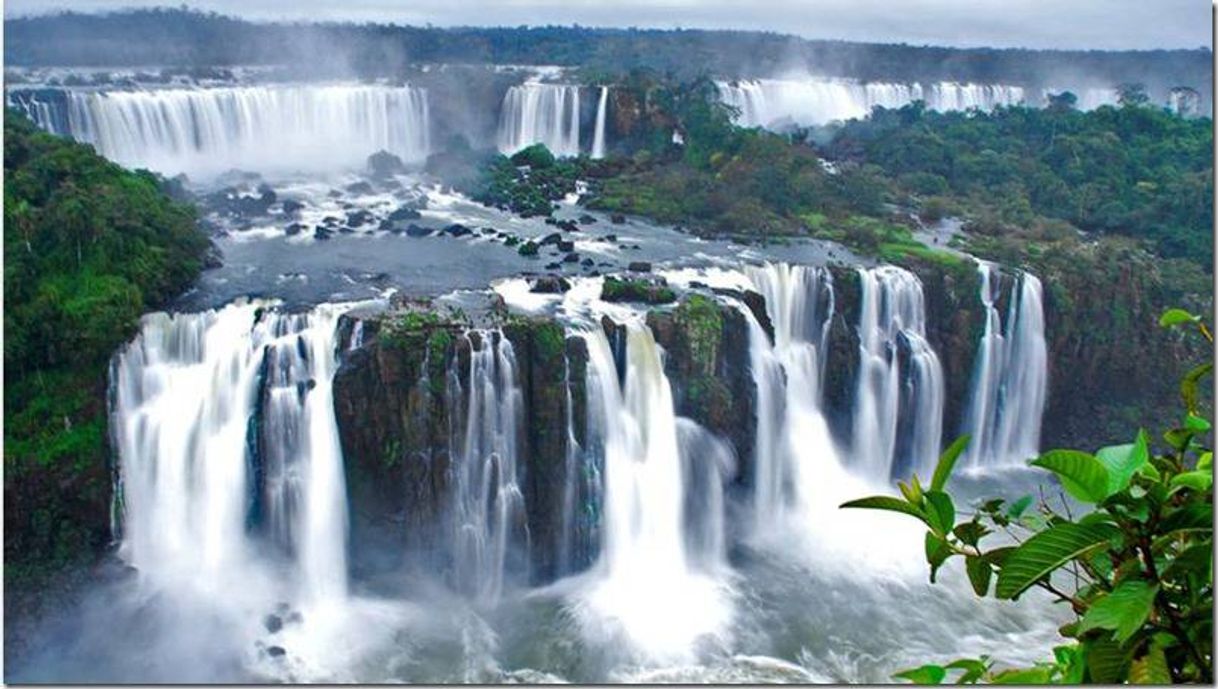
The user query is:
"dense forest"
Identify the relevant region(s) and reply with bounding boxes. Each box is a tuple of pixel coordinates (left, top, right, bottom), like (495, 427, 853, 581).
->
(3, 112, 210, 582)
(4, 7, 1211, 98)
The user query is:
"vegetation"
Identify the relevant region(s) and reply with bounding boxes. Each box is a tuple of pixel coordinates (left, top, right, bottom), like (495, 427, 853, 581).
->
(4, 111, 209, 580)
(827, 99, 1214, 271)
(843, 309, 1213, 684)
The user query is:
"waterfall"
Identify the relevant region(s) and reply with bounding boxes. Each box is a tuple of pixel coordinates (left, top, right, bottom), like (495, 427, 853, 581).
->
(851, 267, 945, 481)
(591, 86, 609, 159)
(743, 263, 837, 525)
(716, 78, 1028, 128)
(497, 83, 581, 157)
(575, 324, 730, 659)
(110, 300, 351, 602)
(450, 329, 527, 603)
(17, 84, 431, 175)
(961, 263, 1048, 468)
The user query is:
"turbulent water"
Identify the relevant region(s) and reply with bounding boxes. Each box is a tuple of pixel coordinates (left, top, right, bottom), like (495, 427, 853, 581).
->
(498, 82, 583, 156)
(716, 77, 1120, 129)
(9, 84, 432, 175)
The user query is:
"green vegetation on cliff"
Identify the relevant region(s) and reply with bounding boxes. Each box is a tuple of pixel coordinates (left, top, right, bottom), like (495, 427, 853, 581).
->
(4, 111, 209, 580)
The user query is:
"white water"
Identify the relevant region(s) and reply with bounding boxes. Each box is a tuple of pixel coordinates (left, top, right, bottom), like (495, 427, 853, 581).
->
(591, 86, 609, 159)
(961, 263, 1048, 468)
(34, 85, 431, 176)
(852, 267, 945, 480)
(497, 83, 581, 156)
(717, 78, 1027, 128)
(111, 300, 351, 601)
(743, 263, 837, 527)
(450, 330, 527, 603)
(572, 325, 732, 661)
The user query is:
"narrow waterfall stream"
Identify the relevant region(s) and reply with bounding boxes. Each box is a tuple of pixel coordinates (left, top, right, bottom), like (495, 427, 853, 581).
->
(591, 86, 609, 159)
(497, 83, 582, 156)
(961, 262, 1048, 468)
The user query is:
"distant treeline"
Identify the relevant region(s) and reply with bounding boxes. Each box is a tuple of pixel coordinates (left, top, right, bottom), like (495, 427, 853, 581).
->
(4, 7, 1212, 96)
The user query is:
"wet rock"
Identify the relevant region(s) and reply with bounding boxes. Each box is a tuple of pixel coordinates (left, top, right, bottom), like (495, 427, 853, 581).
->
(529, 275, 571, 294)
(264, 614, 283, 634)
(545, 262, 562, 270)
(610, 213, 626, 224)
(578, 214, 597, 225)
(518, 241, 540, 257)
(556, 219, 579, 232)
(405, 224, 431, 238)
(603, 234, 618, 242)
(443, 223, 472, 238)
(539, 232, 563, 247)
(556, 240, 575, 253)
(345, 181, 374, 195)
(367, 150, 407, 178)
(267, 646, 286, 659)
(627, 261, 652, 273)
(563, 252, 580, 263)
(387, 206, 422, 222)
(281, 199, 304, 215)
(581, 258, 595, 267)
(339, 225, 357, 234)
(314, 227, 333, 241)
(346, 210, 374, 226)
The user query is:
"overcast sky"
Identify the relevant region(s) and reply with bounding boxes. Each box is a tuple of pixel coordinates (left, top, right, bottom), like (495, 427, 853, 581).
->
(4, 0, 1213, 51)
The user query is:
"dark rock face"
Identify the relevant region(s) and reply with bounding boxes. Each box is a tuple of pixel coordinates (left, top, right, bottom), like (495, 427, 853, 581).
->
(333, 311, 589, 584)
(367, 150, 407, 178)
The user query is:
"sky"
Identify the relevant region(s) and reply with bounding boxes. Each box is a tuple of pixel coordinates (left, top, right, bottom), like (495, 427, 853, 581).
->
(4, 0, 1213, 51)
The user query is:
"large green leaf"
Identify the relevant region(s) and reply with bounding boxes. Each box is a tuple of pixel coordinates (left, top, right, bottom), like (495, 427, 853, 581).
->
(1077, 580, 1158, 643)
(1095, 432, 1149, 495)
(965, 555, 992, 596)
(1030, 450, 1110, 503)
(924, 491, 956, 535)
(995, 522, 1118, 599)
(944, 658, 988, 684)
(931, 435, 970, 491)
(893, 664, 946, 684)
(1159, 308, 1199, 327)
(840, 496, 930, 528)
(1169, 471, 1213, 493)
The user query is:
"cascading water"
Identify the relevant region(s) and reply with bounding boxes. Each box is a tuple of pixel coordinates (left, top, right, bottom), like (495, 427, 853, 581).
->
(591, 86, 609, 159)
(572, 324, 731, 660)
(17, 85, 431, 175)
(497, 83, 581, 156)
(743, 263, 836, 526)
(450, 330, 528, 603)
(851, 267, 945, 481)
(961, 263, 1048, 468)
(716, 78, 1028, 128)
(111, 300, 350, 602)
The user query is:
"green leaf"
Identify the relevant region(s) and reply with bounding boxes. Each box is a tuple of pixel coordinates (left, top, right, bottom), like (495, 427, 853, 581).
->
(953, 521, 989, 547)
(925, 532, 953, 583)
(995, 522, 1119, 599)
(990, 666, 1052, 684)
(1157, 503, 1213, 535)
(1159, 308, 1199, 327)
(1198, 452, 1213, 472)
(932, 435, 970, 491)
(1077, 580, 1158, 643)
(1164, 428, 1194, 452)
(893, 664, 947, 684)
(1169, 470, 1213, 493)
(1006, 495, 1033, 519)
(1185, 413, 1212, 432)
(1031, 450, 1110, 503)
(965, 555, 992, 596)
(1083, 637, 1132, 683)
(1052, 644, 1086, 684)
(1095, 432, 1149, 495)
(1128, 642, 1171, 684)
(840, 496, 931, 528)
(1180, 362, 1213, 413)
(925, 491, 956, 535)
(943, 658, 988, 684)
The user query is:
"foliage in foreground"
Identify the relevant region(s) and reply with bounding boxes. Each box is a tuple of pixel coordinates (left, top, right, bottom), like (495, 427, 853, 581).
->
(843, 309, 1213, 684)
(3, 110, 210, 579)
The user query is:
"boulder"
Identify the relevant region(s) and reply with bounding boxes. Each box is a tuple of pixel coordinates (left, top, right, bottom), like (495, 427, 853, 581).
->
(529, 275, 571, 294)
